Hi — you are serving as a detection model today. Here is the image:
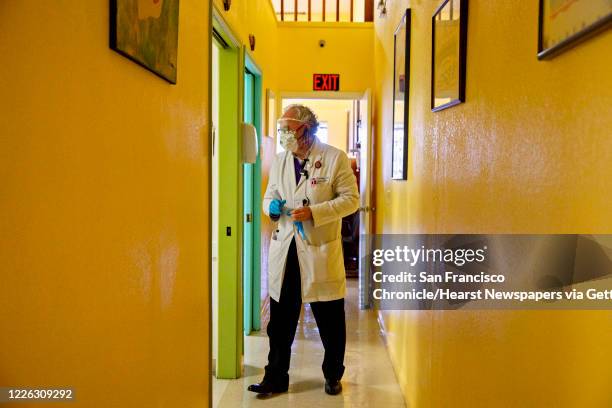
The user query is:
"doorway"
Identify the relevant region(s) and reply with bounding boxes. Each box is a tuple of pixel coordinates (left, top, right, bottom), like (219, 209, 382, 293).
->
(211, 9, 266, 381)
(279, 92, 374, 308)
(211, 13, 242, 379)
(243, 55, 263, 336)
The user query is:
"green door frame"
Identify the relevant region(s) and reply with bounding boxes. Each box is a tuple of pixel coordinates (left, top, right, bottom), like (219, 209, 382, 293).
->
(213, 11, 243, 379)
(243, 69, 255, 337)
(243, 51, 263, 335)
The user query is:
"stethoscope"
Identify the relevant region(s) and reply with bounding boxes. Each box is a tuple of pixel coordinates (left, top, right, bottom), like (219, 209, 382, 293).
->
(298, 158, 311, 207)
(296, 142, 316, 208)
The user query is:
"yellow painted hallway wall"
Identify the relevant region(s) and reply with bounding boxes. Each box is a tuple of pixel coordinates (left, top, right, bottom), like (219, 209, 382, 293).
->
(373, 1, 612, 407)
(0, 1, 211, 407)
(277, 23, 374, 92)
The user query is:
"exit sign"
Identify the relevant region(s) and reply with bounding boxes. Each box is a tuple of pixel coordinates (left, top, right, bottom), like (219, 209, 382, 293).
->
(313, 74, 340, 91)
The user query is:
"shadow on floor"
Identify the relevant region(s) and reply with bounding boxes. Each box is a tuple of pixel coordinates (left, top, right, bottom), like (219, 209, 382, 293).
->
(289, 379, 323, 393)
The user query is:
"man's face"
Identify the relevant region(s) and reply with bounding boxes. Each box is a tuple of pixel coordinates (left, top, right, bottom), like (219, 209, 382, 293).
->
(278, 111, 307, 138)
(278, 110, 310, 151)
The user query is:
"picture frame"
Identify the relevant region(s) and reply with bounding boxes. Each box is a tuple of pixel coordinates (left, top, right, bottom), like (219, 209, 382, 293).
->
(431, 0, 468, 112)
(538, 0, 612, 60)
(110, 0, 180, 84)
(391, 9, 411, 181)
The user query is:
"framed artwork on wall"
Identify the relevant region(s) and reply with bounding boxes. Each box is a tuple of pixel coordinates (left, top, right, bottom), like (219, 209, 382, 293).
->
(538, 0, 612, 60)
(391, 9, 411, 181)
(431, 0, 468, 112)
(110, 0, 180, 84)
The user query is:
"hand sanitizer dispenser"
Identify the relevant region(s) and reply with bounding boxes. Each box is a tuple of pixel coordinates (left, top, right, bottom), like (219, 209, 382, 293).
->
(242, 123, 258, 163)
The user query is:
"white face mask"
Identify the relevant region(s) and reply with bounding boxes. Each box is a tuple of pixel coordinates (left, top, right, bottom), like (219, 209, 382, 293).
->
(279, 129, 299, 152)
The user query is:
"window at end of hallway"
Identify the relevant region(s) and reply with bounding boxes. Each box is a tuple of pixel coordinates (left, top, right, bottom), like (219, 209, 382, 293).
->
(270, 0, 372, 23)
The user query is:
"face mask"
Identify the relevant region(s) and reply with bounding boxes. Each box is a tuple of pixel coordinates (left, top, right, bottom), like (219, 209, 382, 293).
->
(279, 129, 299, 152)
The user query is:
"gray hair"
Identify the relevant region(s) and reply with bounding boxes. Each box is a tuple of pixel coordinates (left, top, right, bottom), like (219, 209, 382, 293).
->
(283, 104, 319, 137)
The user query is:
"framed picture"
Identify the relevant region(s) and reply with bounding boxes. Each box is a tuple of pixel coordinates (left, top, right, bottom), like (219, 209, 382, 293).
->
(391, 9, 411, 181)
(431, 0, 468, 112)
(538, 0, 612, 60)
(110, 0, 180, 84)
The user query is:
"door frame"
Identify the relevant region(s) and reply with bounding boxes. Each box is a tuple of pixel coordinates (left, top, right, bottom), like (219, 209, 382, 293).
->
(357, 89, 375, 310)
(243, 50, 263, 335)
(278, 91, 366, 153)
(212, 7, 243, 379)
(279, 90, 376, 310)
(279, 91, 365, 101)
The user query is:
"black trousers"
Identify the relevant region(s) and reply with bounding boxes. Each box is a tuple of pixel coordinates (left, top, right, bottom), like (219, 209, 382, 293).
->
(265, 238, 346, 383)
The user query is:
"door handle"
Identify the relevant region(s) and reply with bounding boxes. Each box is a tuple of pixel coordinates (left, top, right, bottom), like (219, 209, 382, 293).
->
(246, 213, 252, 223)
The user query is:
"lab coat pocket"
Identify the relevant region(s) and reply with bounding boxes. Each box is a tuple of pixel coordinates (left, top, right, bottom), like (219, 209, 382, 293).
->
(309, 179, 333, 204)
(268, 237, 285, 278)
(307, 237, 344, 283)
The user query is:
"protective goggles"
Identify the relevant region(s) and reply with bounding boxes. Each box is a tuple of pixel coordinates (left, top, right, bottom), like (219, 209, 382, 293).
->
(276, 118, 309, 133)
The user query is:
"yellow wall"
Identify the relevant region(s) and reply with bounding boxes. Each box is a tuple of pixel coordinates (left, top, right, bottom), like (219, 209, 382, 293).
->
(277, 23, 375, 93)
(374, 1, 612, 407)
(213, 0, 280, 95)
(0, 1, 210, 407)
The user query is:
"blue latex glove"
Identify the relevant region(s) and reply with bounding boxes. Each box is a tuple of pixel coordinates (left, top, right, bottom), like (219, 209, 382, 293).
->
(269, 199, 286, 217)
(295, 221, 307, 241)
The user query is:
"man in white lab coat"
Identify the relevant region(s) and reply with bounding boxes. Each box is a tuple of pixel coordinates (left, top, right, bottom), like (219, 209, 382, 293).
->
(248, 104, 359, 396)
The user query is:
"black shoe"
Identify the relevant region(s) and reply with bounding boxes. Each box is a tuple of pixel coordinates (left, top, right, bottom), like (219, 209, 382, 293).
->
(324, 379, 342, 395)
(247, 378, 289, 395)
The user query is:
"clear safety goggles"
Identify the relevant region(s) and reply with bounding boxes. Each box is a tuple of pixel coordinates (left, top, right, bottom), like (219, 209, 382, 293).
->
(276, 118, 309, 133)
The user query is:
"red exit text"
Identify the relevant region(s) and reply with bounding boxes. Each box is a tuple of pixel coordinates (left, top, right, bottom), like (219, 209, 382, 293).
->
(313, 74, 340, 91)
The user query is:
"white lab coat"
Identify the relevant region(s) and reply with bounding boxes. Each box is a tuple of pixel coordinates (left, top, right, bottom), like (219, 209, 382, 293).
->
(263, 139, 359, 303)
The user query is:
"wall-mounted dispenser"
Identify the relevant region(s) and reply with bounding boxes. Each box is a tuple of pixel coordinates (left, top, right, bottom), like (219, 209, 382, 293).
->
(242, 123, 258, 163)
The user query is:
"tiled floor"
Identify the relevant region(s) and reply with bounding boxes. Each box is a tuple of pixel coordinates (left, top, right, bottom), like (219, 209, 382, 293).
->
(213, 279, 406, 407)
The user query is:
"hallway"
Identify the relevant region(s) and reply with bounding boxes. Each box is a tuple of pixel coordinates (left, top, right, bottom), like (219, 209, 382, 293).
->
(1, 0, 611, 407)
(213, 279, 406, 407)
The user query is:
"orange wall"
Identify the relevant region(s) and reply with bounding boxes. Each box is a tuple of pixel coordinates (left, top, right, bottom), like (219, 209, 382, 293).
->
(0, 1, 211, 407)
(374, 1, 612, 407)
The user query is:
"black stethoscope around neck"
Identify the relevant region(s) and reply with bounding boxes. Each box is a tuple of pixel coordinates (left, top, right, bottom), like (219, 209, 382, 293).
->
(298, 154, 310, 207)
(297, 158, 311, 207)
(294, 140, 316, 207)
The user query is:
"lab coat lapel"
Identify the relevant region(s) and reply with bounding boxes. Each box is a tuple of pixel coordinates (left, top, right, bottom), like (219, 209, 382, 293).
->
(294, 139, 322, 193)
(285, 151, 297, 194)
(311, 152, 323, 178)
(295, 164, 307, 192)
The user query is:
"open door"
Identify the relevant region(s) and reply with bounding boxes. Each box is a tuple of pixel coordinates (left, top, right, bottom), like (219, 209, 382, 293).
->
(212, 12, 242, 379)
(357, 89, 374, 310)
